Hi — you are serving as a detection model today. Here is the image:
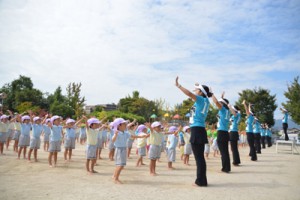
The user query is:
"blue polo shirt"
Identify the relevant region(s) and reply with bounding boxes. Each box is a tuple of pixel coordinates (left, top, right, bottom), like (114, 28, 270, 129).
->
(246, 115, 254, 133)
(114, 131, 130, 148)
(217, 106, 230, 131)
(190, 95, 210, 128)
(229, 113, 241, 132)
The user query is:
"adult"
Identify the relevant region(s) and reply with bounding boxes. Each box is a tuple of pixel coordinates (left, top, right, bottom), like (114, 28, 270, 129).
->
(175, 77, 212, 187)
(212, 92, 235, 173)
(253, 117, 262, 154)
(280, 108, 289, 141)
(229, 105, 241, 166)
(243, 100, 257, 161)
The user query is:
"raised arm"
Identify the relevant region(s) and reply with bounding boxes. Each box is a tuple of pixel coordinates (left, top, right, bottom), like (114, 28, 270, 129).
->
(228, 104, 237, 116)
(175, 76, 197, 101)
(211, 94, 222, 110)
(243, 100, 250, 116)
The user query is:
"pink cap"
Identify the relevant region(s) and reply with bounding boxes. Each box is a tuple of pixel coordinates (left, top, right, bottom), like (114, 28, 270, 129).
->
(45, 119, 51, 124)
(21, 115, 30, 122)
(137, 125, 147, 133)
(87, 118, 100, 126)
(66, 119, 75, 124)
(0, 115, 9, 120)
(168, 126, 178, 133)
(183, 126, 190, 132)
(113, 118, 127, 130)
(151, 121, 161, 128)
(33, 117, 41, 122)
(50, 115, 60, 124)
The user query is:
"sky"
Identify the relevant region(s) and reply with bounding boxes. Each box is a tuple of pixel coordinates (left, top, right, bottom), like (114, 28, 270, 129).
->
(0, 0, 299, 119)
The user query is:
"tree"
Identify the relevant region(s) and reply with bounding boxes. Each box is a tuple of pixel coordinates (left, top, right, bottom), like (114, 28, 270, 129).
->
(0, 75, 48, 111)
(282, 76, 300, 124)
(236, 88, 277, 126)
(66, 82, 85, 119)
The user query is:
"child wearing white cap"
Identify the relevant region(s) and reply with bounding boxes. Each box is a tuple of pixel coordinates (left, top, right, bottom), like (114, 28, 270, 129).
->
(64, 118, 84, 162)
(48, 115, 63, 167)
(167, 126, 181, 170)
(183, 126, 192, 165)
(135, 124, 148, 167)
(0, 114, 10, 155)
(112, 118, 146, 184)
(126, 119, 137, 158)
(28, 115, 47, 162)
(11, 115, 21, 152)
(83, 116, 100, 174)
(42, 119, 51, 151)
(108, 122, 115, 161)
(18, 114, 32, 159)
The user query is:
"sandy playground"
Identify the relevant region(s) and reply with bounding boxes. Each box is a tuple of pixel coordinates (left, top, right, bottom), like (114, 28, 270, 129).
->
(0, 141, 300, 200)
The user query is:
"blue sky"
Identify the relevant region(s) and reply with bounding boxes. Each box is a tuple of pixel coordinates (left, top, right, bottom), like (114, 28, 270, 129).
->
(0, 0, 299, 120)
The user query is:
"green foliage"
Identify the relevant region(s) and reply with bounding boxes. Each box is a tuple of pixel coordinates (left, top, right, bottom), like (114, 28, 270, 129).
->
(118, 91, 158, 120)
(206, 105, 219, 125)
(283, 76, 300, 124)
(16, 101, 40, 114)
(236, 87, 277, 126)
(91, 110, 145, 123)
(50, 101, 74, 119)
(66, 82, 85, 118)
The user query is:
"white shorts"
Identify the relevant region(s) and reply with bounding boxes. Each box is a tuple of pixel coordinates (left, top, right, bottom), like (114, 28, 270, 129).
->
(0, 132, 7, 143)
(115, 147, 127, 166)
(167, 148, 176, 162)
(149, 145, 160, 160)
(18, 135, 30, 147)
(204, 143, 210, 153)
(97, 138, 103, 149)
(49, 141, 61, 152)
(13, 130, 21, 140)
(138, 146, 146, 157)
(184, 144, 192, 155)
(64, 137, 76, 149)
(30, 137, 41, 149)
(86, 145, 97, 159)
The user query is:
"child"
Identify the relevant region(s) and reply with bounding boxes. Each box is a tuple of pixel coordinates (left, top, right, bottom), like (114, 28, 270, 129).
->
(18, 115, 32, 159)
(108, 122, 115, 161)
(12, 115, 21, 152)
(167, 126, 180, 170)
(146, 121, 166, 176)
(28, 116, 46, 162)
(43, 119, 51, 151)
(79, 124, 87, 145)
(183, 126, 192, 165)
(64, 118, 82, 162)
(112, 118, 145, 184)
(0, 114, 10, 155)
(84, 117, 100, 174)
(127, 119, 137, 158)
(6, 113, 14, 150)
(48, 115, 63, 167)
(136, 124, 148, 167)
(178, 129, 185, 160)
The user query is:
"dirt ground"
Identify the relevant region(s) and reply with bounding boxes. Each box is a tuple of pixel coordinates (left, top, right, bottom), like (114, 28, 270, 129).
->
(0, 141, 299, 200)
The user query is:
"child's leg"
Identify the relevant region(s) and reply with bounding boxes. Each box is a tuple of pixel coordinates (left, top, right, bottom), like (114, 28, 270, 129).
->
(183, 154, 187, 164)
(64, 149, 68, 161)
(6, 138, 10, 150)
(48, 152, 53, 167)
(17, 147, 23, 159)
(34, 149, 38, 161)
(114, 166, 124, 184)
(86, 159, 91, 173)
(28, 148, 33, 161)
(136, 157, 141, 167)
(98, 148, 102, 159)
(0, 142, 3, 154)
(141, 157, 145, 165)
(187, 155, 190, 165)
(23, 147, 27, 158)
(168, 162, 173, 169)
(91, 159, 97, 173)
(14, 140, 18, 152)
(127, 147, 131, 158)
(69, 149, 72, 160)
(53, 152, 58, 166)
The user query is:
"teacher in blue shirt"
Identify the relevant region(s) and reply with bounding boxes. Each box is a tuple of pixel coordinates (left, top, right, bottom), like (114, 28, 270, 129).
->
(280, 108, 289, 141)
(175, 77, 212, 187)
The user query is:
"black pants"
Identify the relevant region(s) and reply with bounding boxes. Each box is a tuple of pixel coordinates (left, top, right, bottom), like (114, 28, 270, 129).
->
(229, 131, 240, 165)
(191, 144, 207, 186)
(261, 136, 266, 149)
(247, 132, 257, 161)
(217, 130, 231, 172)
(266, 136, 272, 147)
(190, 126, 208, 186)
(254, 134, 261, 153)
(283, 123, 289, 141)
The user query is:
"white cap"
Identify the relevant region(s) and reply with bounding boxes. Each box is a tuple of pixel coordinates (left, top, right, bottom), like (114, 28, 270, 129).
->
(66, 119, 75, 124)
(87, 118, 100, 126)
(50, 115, 60, 124)
(0, 115, 8, 120)
(21, 115, 30, 122)
(33, 117, 41, 122)
(151, 121, 161, 128)
(183, 126, 190, 132)
(113, 118, 127, 130)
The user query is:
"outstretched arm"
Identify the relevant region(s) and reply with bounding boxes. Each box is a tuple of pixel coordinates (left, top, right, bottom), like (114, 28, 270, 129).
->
(175, 76, 197, 101)
(243, 100, 250, 116)
(212, 94, 222, 110)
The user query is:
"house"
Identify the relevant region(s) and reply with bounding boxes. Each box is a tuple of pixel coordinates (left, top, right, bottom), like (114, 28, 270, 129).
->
(84, 103, 117, 114)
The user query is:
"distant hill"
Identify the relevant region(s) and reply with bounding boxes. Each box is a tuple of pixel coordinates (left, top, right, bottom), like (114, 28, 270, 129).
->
(273, 119, 300, 130)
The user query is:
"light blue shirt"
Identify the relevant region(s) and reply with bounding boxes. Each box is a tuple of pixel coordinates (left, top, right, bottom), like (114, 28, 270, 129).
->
(43, 125, 51, 136)
(229, 113, 241, 132)
(65, 128, 76, 138)
(282, 113, 288, 123)
(32, 124, 43, 138)
(246, 115, 254, 133)
(217, 106, 230, 131)
(114, 131, 130, 148)
(21, 124, 31, 136)
(168, 134, 178, 149)
(260, 128, 266, 136)
(266, 129, 272, 137)
(253, 121, 261, 134)
(190, 95, 210, 128)
(50, 125, 62, 141)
